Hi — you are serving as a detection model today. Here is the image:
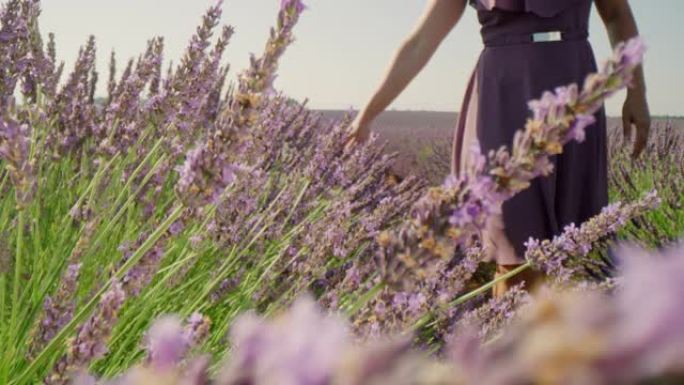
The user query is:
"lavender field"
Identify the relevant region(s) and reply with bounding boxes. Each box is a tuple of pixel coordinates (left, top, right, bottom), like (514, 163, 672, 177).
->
(1, 1, 684, 384)
(320, 110, 684, 183)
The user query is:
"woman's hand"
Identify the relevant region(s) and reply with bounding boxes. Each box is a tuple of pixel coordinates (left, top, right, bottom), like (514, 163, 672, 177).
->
(344, 0, 466, 153)
(344, 115, 372, 152)
(622, 89, 651, 158)
(595, 0, 650, 158)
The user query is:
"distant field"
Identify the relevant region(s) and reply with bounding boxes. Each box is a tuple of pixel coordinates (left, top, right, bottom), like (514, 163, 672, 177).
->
(319, 110, 684, 183)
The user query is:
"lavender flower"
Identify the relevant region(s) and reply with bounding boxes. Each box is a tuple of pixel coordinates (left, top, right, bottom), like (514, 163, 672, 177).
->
(175, 0, 304, 207)
(66, 243, 684, 385)
(146, 315, 187, 371)
(605, 242, 684, 379)
(218, 295, 349, 385)
(46, 281, 126, 385)
(612, 37, 647, 80)
(70, 372, 97, 385)
(525, 189, 661, 283)
(175, 143, 246, 207)
(96, 37, 164, 155)
(446, 242, 684, 385)
(28, 263, 82, 359)
(119, 238, 166, 297)
(149, 1, 227, 148)
(0, 0, 34, 109)
(281, 0, 306, 14)
(46, 35, 97, 157)
(182, 312, 211, 348)
(0, 114, 35, 208)
(455, 283, 531, 342)
(106, 50, 117, 102)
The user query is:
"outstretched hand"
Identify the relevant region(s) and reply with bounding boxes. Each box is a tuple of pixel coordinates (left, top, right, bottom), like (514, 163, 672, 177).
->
(622, 90, 651, 159)
(344, 115, 372, 152)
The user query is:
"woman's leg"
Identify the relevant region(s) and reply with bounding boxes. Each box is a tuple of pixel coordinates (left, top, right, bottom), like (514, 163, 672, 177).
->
(493, 263, 546, 298)
(484, 213, 546, 298)
(455, 65, 547, 298)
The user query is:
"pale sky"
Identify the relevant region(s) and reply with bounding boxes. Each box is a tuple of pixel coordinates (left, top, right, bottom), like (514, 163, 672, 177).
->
(39, 0, 684, 116)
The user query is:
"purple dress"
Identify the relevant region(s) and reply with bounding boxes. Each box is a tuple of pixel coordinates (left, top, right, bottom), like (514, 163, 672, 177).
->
(451, 0, 608, 264)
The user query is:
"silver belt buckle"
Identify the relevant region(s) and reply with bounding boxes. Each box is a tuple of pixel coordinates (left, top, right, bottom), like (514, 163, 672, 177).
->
(532, 31, 562, 43)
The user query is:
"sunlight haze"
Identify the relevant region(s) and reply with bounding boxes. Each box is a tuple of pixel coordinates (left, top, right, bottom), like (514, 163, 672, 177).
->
(40, 0, 684, 116)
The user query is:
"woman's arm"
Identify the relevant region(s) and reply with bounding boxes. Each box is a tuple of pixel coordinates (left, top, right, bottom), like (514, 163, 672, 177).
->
(347, 0, 467, 145)
(595, 0, 651, 158)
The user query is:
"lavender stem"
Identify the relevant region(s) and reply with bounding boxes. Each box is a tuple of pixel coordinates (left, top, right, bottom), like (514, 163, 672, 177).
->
(13, 206, 184, 385)
(451, 263, 531, 307)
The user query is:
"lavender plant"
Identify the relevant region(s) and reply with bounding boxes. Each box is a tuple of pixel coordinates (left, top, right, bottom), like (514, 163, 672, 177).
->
(609, 119, 684, 246)
(0, 0, 679, 384)
(0, 0, 421, 382)
(73, 241, 684, 385)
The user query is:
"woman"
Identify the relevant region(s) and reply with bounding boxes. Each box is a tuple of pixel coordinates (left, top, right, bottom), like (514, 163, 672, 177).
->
(346, 0, 650, 296)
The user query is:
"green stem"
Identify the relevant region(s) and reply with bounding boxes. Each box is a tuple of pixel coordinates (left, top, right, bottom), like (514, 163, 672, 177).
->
(1, 210, 25, 383)
(10, 210, 25, 328)
(0, 170, 8, 193)
(345, 280, 386, 317)
(57, 154, 119, 230)
(109, 139, 163, 212)
(411, 262, 532, 333)
(451, 262, 531, 307)
(11, 206, 184, 385)
(278, 179, 310, 232)
(84, 154, 168, 257)
(0, 274, 6, 382)
(186, 181, 298, 311)
(188, 227, 264, 313)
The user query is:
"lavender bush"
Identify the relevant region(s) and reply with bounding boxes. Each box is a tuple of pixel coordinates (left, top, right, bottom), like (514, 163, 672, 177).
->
(0, 0, 421, 382)
(609, 119, 684, 246)
(0, 0, 680, 384)
(75, 242, 684, 385)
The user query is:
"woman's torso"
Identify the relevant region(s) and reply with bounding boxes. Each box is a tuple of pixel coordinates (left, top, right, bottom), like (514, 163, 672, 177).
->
(465, 0, 600, 154)
(470, 0, 593, 44)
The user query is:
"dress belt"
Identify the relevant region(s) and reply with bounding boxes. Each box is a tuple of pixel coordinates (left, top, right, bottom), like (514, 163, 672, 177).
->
(483, 30, 589, 47)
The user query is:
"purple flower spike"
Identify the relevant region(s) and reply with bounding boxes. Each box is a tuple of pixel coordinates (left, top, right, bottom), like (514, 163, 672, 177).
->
(46, 281, 126, 385)
(617, 37, 646, 68)
(565, 113, 595, 142)
(0, 115, 35, 207)
(183, 312, 212, 348)
(525, 190, 660, 283)
(29, 263, 82, 359)
(280, 0, 306, 13)
(607, 243, 684, 377)
(220, 295, 349, 385)
(147, 315, 187, 371)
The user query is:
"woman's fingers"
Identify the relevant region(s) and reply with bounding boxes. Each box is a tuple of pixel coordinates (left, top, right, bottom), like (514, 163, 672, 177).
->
(343, 134, 358, 153)
(344, 131, 365, 152)
(622, 94, 651, 159)
(344, 121, 371, 152)
(631, 118, 650, 159)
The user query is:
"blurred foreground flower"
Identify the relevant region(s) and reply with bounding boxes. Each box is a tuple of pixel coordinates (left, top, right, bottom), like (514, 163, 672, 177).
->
(449, 242, 684, 385)
(78, 242, 684, 385)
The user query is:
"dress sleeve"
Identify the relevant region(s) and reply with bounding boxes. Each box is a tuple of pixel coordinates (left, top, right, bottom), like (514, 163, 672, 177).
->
(472, 0, 583, 18)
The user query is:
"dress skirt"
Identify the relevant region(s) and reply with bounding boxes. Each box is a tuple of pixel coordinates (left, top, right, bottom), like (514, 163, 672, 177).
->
(451, 0, 608, 264)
